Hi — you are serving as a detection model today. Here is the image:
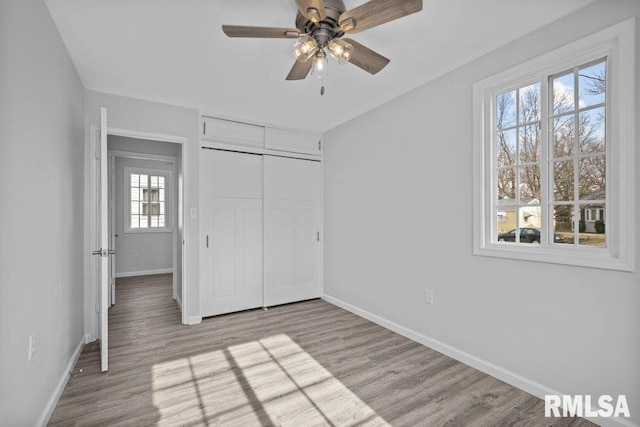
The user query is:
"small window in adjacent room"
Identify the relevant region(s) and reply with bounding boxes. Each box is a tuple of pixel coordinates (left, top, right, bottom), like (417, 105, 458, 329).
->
(125, 167, 172, 233)
(473, 20, 635, 271)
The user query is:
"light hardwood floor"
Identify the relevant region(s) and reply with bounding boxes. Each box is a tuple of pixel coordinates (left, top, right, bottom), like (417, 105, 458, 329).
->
(50, 274, 593, 426)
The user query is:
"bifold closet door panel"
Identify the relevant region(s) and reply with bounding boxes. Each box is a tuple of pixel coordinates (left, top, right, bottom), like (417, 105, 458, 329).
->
(264, 156, 321, 307)
(201, 149, 263, 317)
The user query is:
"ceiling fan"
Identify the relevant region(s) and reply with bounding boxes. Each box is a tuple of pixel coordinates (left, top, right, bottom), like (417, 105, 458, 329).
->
(222, 0, 422, 83)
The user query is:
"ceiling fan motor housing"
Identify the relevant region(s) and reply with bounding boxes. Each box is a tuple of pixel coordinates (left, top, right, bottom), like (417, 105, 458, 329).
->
(295, 0, 346, 44)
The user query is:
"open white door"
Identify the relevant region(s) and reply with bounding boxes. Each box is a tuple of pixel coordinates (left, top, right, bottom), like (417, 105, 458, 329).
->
(96, 107, 110, 372)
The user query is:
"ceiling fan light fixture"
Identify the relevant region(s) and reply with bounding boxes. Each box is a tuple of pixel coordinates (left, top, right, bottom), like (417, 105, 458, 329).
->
(327, 39, 353, 64)
(307, 7, 321, 23)
(293, 36, 319, 63)
(311, 50, 328, 79)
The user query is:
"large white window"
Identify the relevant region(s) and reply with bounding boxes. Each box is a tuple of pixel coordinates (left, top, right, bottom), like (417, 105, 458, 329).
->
(473, 20, 635, 271)
(124, 167, 172, 233)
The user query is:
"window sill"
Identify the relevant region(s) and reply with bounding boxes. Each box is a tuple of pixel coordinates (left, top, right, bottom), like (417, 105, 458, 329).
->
(473, 243, 633, 272)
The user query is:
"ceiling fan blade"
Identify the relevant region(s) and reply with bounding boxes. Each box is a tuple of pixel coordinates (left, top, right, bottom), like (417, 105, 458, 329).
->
(222, 25, 300, 39)
(343, 38, 390, 75)
(295, 0, 327, 23)
(286, 60, 313, 80)
(339, 0, 422, 34)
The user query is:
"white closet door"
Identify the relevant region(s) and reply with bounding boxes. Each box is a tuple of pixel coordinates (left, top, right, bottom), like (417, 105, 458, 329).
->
(201, 150, 263, 317)
(264, 156, 321, 307)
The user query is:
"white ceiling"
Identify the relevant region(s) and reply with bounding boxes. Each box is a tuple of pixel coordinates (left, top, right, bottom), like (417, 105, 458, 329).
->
(45, 0, 594, 133)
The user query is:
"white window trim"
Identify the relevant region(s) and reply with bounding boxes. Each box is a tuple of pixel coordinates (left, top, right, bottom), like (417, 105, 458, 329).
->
(124, 166, 173, 234)
(473, 19, 635, 272)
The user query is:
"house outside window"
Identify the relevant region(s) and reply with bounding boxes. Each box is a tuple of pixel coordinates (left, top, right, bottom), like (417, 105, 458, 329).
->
(125, 167, 172, 233)
(473, 20, 635, 271)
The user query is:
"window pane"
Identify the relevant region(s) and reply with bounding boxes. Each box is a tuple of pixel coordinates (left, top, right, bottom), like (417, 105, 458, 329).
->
(150, 216, 159, 228)
(578, 61, 606, 108)
(520, 205, 541, 228)
(519, 166, 540, 201)
(579, 203, 606, 247)
(552, 115, 574, 158)
(519, 83, 541, 123)
(159, 176, 165, 189)
(496, 129, 516, 167)
(159, 201, 165, 215)
(142, 188, 148, 202)
(497, 167, 516, 200)
(553, 160, 574, 201)
(579, 107, 605, 154)
(552, 72, 575, 115)
(497, 206, 517, 242)
(140, 174, 148, 186)
(131, 202, 139, 215)
(579, 155, 605, 200)
(131, 174, 139, 187)
(142, 202, 148, 215)
(551, 205, 573, 244)
(519, 124, 540, 164)
(496, 91, 516, 129)
(159, 215, 166, 227)
(151, 203, 160, 215)
(159, 188, 165, 202)
(130, 215, 140, 228)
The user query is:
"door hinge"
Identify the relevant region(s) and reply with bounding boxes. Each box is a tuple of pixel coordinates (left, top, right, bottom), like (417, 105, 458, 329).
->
(203, 121, 207, 135)
(318, 140, 322, 151)
(317, 231, 320, 242)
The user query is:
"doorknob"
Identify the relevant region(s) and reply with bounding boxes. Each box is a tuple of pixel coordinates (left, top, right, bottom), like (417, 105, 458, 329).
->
(92, 249, 116, 257)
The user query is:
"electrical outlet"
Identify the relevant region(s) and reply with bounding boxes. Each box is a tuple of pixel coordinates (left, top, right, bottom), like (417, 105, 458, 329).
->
(28, 334, 36, 361)
(133, 249, 138, 257)
(425, 290, 434, 305)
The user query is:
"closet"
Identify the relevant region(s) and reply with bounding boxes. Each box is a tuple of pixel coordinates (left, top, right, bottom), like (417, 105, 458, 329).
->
(200, 117, 322, 318)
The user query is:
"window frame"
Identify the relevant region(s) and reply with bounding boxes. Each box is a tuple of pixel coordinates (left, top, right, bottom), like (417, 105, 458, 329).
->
(124, 166, 173, 234)
(473, 19, 635, 271)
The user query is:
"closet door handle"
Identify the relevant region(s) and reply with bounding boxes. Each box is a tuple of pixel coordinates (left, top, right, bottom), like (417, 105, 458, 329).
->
(206, 234, 209, 248)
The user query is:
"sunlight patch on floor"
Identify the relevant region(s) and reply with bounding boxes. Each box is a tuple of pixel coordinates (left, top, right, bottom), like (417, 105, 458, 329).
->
(152, 334, 388, 426)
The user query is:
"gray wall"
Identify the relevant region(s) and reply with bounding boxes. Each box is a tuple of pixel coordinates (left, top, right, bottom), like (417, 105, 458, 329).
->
(85, 91, 200, 326)
(0, 0, 85, 424)
(323, 0, 640, 423)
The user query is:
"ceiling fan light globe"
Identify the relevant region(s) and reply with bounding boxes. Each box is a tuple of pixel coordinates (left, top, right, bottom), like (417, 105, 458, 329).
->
(311, 50, 328, 79)
(327, 39, 353, 64)
(293, 36, 319, 63)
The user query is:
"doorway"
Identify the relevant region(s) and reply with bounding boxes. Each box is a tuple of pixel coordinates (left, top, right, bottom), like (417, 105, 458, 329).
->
(107, 136, 180, 310)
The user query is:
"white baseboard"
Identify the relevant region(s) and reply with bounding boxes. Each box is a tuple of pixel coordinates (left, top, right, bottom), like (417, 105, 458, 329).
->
(322, 294, 637, 427)
(37, 335, 85, 427)
(188, 316, 202, 325)
(174, 293, 183, 310)
(115, 268, 173, 278)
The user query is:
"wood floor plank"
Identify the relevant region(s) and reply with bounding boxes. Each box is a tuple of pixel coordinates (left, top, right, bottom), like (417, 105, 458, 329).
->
(49, 274, 595, 426)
